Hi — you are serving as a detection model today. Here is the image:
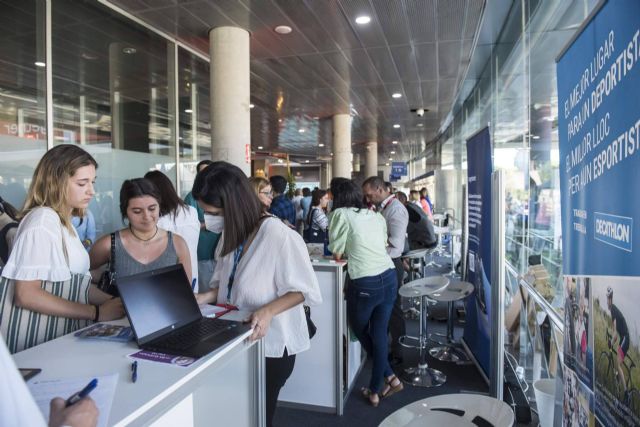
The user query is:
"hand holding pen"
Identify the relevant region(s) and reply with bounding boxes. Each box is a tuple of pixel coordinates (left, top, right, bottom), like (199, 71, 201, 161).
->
(46, 379, 99, 427)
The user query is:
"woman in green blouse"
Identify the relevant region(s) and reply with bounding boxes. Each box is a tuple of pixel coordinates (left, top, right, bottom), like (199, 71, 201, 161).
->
(328, 179, 403, 407)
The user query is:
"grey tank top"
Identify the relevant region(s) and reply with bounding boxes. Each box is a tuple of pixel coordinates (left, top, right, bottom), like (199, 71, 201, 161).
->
(114, 230, 179, 277)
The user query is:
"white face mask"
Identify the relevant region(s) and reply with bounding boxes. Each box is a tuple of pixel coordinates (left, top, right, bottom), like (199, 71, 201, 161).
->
(204, 214, 224, 233)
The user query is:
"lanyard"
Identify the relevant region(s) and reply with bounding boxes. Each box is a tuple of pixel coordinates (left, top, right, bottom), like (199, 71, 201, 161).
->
(382, 195, 396, 211)
(226, 241, 245, 304)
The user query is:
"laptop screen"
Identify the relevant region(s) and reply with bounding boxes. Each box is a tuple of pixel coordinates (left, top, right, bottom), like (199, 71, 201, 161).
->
(117, 264, 202, 344)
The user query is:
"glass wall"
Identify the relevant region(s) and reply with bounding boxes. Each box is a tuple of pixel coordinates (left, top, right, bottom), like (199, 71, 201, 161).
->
(51, 0, 177, 236)
(0, 1, 47, 209)
(178, 48, 211, 198)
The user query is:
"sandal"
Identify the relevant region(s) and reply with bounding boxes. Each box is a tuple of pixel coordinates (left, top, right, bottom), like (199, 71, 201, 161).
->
(361, 387, 380, 407)
(381, 375, 404, 399)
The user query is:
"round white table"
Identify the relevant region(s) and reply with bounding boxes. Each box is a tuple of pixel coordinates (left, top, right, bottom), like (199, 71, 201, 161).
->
(379, 393, 515, 427)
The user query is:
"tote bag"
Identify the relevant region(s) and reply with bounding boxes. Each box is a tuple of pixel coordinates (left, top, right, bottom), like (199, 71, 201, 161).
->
(0, 221, 91, 354)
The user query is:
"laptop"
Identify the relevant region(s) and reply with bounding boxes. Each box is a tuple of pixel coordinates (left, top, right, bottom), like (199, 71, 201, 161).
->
(117, 264, 251, 358)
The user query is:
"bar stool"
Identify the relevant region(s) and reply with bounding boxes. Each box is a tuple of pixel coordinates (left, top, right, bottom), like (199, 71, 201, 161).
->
(402, 248, 428, 283)
(379, 393, 515, 427)
(429, 280, 474, 363)
(445, 228, 462, 277)
(398, 275, 449, 387)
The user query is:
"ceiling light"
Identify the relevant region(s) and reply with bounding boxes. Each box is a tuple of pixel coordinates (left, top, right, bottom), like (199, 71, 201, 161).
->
(392, 93, 402, 99)
(278, 119, 283, 123)
(385, 162, 389, 166)
(417, 123, 423, 127)
(393, 124, 400, 128)
(390, 151, 395, 154)
(81, 53, 98, 60)
(122, 47, 137, 54)
(34, 62, 46, 67)
(277, 158, 284, 163)
(313, 116, 319, 120)
(184, 109, 192, 113)
(305, 160, 309, 163)
(319, 143, 325, 147)
(392, 140, 398, 144)
(389, 157, 393, 161)
(249, 103, 255, 109)
(257, 146, 263, 149)
(532, 135, 540, 140)
(299, 128, 306, 133)
(275, 25, 293, 34)
(355, 16, 371, 25)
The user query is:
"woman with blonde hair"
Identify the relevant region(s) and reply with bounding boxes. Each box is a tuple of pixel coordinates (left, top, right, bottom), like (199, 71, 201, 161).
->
(0, 144, 124, 353)
(249, 176, 273, 212)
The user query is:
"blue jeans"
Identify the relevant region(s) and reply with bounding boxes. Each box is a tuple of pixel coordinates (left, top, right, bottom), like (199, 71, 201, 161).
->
(347, 268, 398, 393)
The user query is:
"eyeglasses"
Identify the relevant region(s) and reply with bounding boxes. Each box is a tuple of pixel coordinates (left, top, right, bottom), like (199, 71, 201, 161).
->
(259, 191, 273, 197)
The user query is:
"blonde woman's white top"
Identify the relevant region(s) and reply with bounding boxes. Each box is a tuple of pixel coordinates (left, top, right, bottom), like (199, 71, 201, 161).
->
(1, 207, 89, 281)
(158, 205, 200, 291)
(211, 217, 322, 358)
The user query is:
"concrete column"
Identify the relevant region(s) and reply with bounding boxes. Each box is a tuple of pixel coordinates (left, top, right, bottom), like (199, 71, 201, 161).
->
(364, 141, 378, 178)
(320, 162, 332, 189)
(209, 27, 251, 175)
(331, 114, 352, 179)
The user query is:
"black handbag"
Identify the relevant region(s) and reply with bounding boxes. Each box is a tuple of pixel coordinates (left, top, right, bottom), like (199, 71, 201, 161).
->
(304, 208, 327, 244)
(304, 305, 317, 339)
(97, 233, 118, 297)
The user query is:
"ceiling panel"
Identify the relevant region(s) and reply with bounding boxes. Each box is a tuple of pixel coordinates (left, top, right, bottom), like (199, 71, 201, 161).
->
(337, 0, 387, 48)
(405, 0, 437, 43)
(415, 43, 438, 81)
(366, 47, 400, 84)
(437, 0, 466, 41)
(438, 40, 462, 78)
(371, 0, 411, 47)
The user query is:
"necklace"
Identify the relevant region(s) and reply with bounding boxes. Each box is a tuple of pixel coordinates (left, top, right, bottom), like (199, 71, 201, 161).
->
(129, 225, 159, 243)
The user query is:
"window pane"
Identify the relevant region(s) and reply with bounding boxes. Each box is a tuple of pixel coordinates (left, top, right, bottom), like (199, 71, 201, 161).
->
(51, 0, 176, 235)
(178, 48, 211, 198)
(0, 1, 46, 209)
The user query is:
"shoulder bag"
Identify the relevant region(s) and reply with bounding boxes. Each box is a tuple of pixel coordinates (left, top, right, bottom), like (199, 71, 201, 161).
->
(97, 233, 118, 297)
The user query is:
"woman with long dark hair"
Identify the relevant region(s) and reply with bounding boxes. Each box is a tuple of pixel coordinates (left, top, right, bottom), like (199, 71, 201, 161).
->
(303, 189, 329, 243)
(192, 162, 321, 427)
(328, 179, 402, 407)
(90, 178, 192, 282)
(144, 170, 200, 290)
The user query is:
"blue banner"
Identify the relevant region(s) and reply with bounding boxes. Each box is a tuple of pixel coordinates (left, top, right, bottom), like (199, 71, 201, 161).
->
(391, 162, 407, 176)
(463, 126, 492, 378)
(557, 1, 640, 425)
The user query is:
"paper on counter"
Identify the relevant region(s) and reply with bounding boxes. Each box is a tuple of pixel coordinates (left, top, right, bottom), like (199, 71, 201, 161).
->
(199, 304, 228, 318)
(28, 373, 118, 427)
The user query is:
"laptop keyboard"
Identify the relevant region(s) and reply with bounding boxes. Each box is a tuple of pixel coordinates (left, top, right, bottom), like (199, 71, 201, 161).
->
(151, 319, 236, 351)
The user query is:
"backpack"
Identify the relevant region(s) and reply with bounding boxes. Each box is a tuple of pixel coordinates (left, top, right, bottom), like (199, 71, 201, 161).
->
(0, 198, 19, 266)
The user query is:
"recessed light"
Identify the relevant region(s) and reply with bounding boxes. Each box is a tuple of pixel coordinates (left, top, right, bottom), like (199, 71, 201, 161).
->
(257, 146, 263, 149)
(81, 53, 98, 60)
(274, 25, 292, 34)
(249, 103, 255, 109)
(417, 124, 423, 127)
(184, 109, 193, 113)
(532, 135, 540, 140)
(305, 160, 309, 163)
(392, 93, 402, 99)
(277, 159, 284, 163)
(392, 140, 398, 144)
(385, 162, 389, 166)
(331, 153, 334, 156)
(278, 119, 283, 123)
(122, 47, 137, 54)
(393, 124, 400, 128)
(299, 128, 305, 133)
(313, 116, 319, 120)
(389, 157, 393, 161)
(34, 62, 46, 67)
(390, 151, 395, 154)
(319, 143, 325, 147)
(355, 16, 371, 25)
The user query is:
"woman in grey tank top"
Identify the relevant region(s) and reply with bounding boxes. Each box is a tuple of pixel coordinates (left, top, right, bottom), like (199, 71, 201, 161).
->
(90, 178, 193, 283)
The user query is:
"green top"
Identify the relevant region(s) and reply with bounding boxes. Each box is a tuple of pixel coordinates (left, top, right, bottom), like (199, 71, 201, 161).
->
(328, 208, 394, 279)
(184, 191, 220, 261)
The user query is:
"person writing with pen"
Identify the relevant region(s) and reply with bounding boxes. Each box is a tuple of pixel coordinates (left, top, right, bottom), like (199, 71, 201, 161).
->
(0, 336, 98, 427)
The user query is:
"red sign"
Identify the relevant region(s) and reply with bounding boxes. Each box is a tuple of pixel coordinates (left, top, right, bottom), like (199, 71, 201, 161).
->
(245, 144, 251, 164)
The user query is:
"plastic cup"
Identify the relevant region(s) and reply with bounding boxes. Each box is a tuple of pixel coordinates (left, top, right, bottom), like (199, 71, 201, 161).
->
(533, 378, 556, 427)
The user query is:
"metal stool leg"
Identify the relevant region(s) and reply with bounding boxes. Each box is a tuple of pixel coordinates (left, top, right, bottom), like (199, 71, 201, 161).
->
(401, 294, 446, 387)
(429, 301, 471, 363)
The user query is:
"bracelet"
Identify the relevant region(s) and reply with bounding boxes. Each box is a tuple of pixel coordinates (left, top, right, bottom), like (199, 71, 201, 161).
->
(93, 304, 100, 322)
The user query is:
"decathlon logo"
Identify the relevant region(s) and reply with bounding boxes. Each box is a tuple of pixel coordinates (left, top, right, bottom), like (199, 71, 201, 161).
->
(594, 212, 633, 252)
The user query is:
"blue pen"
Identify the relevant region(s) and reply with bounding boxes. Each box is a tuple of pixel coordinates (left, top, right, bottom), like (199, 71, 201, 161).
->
(191, 278, 197, 291)
(131, 361, 138, 383)
(65, 378, 98, 407)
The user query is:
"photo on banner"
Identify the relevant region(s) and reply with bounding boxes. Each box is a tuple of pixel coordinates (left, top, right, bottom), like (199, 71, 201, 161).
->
(593, 276, 640, 427)
(563, 366, 595, 427)
(564, 276, 594, 388)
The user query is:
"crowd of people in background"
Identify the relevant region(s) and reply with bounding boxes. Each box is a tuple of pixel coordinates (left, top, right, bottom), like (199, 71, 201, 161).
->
(0, 143, 441, 426)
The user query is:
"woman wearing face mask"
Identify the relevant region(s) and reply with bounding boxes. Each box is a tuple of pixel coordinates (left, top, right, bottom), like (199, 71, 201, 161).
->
(193, 162, 322, 427)
(90, 178, 192, 282)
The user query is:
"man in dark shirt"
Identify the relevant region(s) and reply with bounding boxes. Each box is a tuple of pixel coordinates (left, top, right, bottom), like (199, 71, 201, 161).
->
(268, 175, 296, 226)
(607, 287, 630, 394)
(396, 192, 437, 250)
